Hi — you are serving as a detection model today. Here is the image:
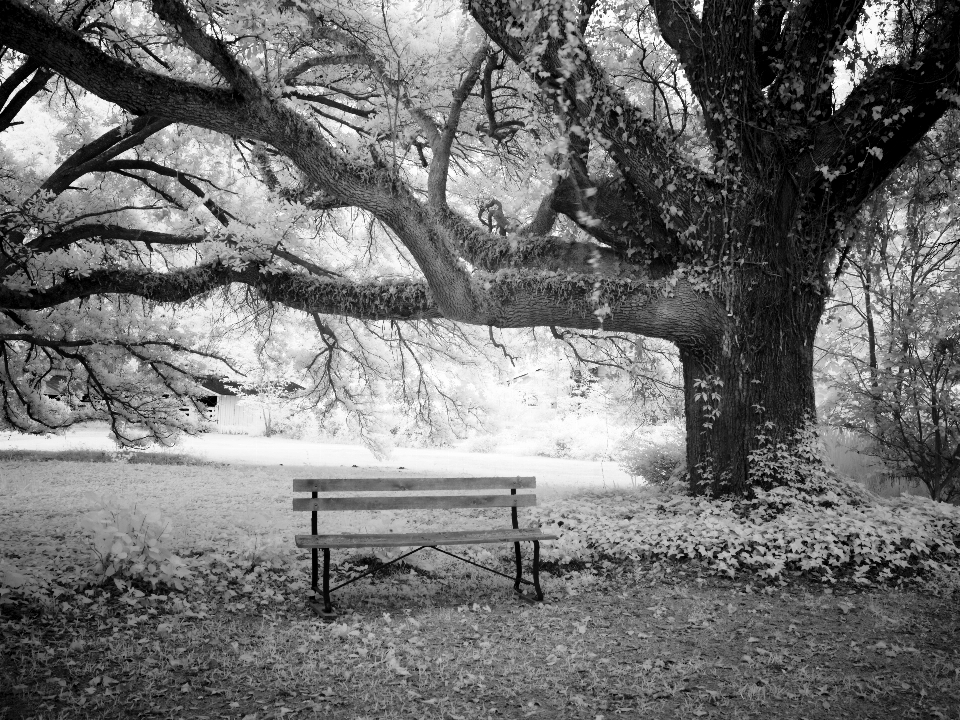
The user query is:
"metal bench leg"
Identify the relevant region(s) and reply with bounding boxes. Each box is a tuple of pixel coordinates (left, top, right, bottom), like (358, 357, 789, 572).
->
(311, 547, 319, 598)
(532, 541, 544, 601)
(322, 548, 333, 613)
(308, 548, 337, 622)
(513, 541, 523, 593)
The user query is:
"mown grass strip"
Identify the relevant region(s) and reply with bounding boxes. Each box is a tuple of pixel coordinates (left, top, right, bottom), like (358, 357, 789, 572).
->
(0, 449, 218, 466)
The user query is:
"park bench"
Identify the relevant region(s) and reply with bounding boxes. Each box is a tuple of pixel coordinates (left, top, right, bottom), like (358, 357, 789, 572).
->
(293, 476, 558, 619)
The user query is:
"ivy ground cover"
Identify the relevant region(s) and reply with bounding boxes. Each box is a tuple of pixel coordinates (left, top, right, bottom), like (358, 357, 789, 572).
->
(1, 455, 960, 719)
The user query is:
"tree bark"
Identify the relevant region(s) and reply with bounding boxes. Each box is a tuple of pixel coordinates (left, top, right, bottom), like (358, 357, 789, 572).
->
(679, 260, 824, 496)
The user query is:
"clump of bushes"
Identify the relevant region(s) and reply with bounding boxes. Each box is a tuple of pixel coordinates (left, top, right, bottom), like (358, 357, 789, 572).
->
(534, 470, 960, 586)
(2, 492, 194, 609)
(79, 492, 192, 592)
(616, 422, 685, 486)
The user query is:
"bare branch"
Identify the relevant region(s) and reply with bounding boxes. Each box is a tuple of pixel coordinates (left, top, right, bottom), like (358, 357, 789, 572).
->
(283, 90, 374, 118)
(283, 53, 373, 81)
(100, 159, 235, 225)
(428, 46, 487, 208)
(41, 116, 172, 195)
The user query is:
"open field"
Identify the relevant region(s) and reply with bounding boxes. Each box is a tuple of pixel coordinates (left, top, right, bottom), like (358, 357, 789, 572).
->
(0, 425, 633, 491)
(1, 433, 959, 720)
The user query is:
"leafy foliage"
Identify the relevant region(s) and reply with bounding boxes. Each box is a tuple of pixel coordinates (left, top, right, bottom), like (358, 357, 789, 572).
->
(78, 492, 192, 592)
(824, 127, 960, 502)
(616, 421, 685, 486)
(536, 474, 960, 587)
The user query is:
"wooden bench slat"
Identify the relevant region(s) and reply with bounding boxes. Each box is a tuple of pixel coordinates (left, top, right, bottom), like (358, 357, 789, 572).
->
(293, 494, 537, 512)
(293, 476, 536, 492)
(295, 528, 559, 549)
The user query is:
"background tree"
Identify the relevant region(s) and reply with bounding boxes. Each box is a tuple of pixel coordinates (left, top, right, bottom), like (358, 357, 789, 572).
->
(823, 126, 960, 502)
(2, 0, 959, 493)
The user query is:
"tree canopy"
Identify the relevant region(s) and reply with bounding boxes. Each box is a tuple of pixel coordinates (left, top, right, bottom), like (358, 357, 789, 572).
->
(2, 0, 958, 493)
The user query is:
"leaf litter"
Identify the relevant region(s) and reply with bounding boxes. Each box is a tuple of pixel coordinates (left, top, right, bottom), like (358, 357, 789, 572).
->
(1, 460, 959, 719)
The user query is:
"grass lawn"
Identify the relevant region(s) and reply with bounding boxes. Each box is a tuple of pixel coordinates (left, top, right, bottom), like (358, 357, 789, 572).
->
(1, 449, 959, 720)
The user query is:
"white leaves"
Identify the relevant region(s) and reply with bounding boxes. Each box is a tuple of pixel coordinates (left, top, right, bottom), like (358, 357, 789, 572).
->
(78, 491, 190, 591)
(817, 165, 842, 182)
(535, 450, 960, 586)
(386, 649, 410, 676)
(0, 562, 29, 589)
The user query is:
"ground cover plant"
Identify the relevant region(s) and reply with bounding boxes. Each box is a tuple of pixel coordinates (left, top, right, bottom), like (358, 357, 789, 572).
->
(2, 452, 960, 719)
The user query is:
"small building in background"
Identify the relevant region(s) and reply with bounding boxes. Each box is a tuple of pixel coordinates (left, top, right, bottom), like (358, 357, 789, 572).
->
(36, 372, 298, 435)
(195, 378, 304, 434)
(194, 378, 265, 432)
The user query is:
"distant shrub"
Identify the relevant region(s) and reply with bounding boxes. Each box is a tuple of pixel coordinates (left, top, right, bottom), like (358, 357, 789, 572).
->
(78, 492, 192, 592)
(459, 435, 500, 454)
(616, 423, 685, 486)
(124, 451, 217, 466)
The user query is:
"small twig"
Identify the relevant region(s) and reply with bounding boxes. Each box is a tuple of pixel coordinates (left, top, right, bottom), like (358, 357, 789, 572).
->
(488, 326, 517, 365)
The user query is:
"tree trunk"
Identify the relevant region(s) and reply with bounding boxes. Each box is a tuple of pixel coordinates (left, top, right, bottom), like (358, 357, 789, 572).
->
(680, 268, 825, 496)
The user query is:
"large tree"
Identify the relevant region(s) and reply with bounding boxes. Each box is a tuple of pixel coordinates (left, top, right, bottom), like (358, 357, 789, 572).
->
(2, 0, 958, 493)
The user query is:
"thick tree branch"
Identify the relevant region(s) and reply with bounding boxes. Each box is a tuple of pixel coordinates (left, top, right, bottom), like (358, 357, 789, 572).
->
(467, 0, 707, 251)
(0, 56, 39, 110)
(0, 262, 439, 318)
(0, 259, 718, 345)
(754, 0, 788, 87)
(771, 0, 864, 118)
(809, 5, 960, 211)
(150, 0, 260, 97)
(428, 47, 487, 209)
(23, 224, 216, 253)
(0, 1, 486, 319)
(100, 159, 234, 225)
(41, 116, 172, 195)
(284, 90, 374, 118)
(697, 0, 764, 153)
(551, 174, 679, 268)
(0, 2, 246, 126)
(283, 53, 373, 81)
(0, 64, 52, 132)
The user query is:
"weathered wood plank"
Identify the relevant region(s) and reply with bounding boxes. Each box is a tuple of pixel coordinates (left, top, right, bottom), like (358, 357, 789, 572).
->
(292, 476, 536, 492)
(292, 494, 537, 512)
(295, 528, 559, 548)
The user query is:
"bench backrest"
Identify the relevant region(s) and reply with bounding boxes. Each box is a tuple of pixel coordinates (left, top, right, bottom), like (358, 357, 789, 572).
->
(292, 476, 537, 512)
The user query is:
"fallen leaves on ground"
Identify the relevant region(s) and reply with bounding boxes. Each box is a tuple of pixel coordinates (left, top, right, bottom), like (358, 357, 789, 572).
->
(2, 559, 959, 720)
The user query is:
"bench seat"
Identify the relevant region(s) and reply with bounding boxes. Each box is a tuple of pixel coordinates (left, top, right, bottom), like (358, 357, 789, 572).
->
(295, 527, 556, 549)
